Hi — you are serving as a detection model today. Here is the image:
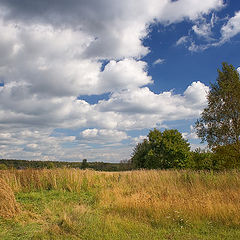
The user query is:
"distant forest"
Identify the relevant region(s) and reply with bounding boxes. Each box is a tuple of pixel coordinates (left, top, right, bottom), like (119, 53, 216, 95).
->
(0, 159, 133, 171)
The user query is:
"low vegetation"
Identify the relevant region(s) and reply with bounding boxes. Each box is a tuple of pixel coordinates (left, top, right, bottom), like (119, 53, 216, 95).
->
(0, 178, 19, 219)
(0, 168, 240, 239)
(0, 159, 133, 171)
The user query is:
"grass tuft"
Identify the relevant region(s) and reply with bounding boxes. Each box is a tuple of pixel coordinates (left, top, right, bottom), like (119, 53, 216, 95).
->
(0, 178, 19, 218)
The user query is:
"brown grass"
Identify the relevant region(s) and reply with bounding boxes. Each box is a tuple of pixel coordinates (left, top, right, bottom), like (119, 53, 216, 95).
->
(0, 168, 240, 225)
(0, 178, 19, 218)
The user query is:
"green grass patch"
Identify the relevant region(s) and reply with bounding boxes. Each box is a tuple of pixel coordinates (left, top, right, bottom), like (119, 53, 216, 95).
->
(0, 189, 239, 239)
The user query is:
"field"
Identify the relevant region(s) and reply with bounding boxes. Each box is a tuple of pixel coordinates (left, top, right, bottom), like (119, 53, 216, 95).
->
(0, 169, 240, 240)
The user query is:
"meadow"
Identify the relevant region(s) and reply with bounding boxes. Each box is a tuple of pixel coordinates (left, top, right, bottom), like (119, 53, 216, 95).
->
(0, 168, 240, 239)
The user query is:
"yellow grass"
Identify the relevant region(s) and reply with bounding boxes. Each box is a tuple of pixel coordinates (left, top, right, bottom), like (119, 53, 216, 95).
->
(0, 178, 19, 218)
(0, 168, 240, 225)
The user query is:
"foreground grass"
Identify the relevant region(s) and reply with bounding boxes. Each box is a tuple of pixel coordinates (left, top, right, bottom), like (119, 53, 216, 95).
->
(0, 169, 240, 239)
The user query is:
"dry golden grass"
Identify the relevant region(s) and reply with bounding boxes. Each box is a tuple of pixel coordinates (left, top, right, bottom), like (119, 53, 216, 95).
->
(0, 168, 240, 225)
(0, 178, 19, 218)
(98, 170, 240, 225)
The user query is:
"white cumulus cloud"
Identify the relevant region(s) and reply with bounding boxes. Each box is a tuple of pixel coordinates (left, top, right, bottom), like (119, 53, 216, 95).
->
(220, 11, 240, 43)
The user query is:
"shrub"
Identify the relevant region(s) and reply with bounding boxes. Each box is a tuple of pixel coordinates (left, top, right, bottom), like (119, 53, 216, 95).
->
(0, 163, 7, 170)
(187, 148, 213, 170)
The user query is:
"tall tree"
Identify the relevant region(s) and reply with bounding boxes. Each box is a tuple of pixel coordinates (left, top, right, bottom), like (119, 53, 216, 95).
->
(195, 63, 240, 163)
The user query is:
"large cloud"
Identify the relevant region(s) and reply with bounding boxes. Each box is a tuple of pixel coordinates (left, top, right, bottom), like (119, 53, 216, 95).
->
(0, 0, 222, 161)
(97, 81, 209, 123)
(0, 0, 224, 59)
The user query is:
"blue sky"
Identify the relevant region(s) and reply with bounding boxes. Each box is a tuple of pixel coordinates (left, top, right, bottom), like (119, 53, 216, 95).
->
(0, 0, 239, 162)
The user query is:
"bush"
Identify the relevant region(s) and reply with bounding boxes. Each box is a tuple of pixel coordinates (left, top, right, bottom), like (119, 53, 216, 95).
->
(187, 148, 213, 170)
(211, 144, 240, 170)
(0, 163, 7, 170)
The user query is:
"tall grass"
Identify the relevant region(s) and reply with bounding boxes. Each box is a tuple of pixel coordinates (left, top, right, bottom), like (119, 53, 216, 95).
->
(0, 178, 19, 218)
(0, 168, 240, 225)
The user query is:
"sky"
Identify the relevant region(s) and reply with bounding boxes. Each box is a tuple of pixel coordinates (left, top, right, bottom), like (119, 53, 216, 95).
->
(0, 0, 239, 162)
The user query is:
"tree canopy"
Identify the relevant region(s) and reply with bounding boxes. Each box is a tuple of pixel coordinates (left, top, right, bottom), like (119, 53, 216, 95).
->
(131, 129, 190, 169)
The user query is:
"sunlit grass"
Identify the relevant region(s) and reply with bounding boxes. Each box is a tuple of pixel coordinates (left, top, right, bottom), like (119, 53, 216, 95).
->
(0, 169, 240, 239)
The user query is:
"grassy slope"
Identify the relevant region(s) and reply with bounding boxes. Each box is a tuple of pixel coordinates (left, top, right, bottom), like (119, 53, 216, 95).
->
(0, 169, 240, 239)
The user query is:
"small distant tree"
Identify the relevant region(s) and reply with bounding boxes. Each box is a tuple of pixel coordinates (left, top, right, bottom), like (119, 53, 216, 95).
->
(81, 159, 88, 169)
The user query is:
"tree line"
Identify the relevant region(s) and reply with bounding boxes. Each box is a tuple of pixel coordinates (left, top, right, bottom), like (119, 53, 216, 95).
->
(0, 159, 133, 171)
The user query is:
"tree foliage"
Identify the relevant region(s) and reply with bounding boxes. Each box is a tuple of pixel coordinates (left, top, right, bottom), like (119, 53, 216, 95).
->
(187, 148, 213, 170)
(195, 63, 240, 166)
(131, 139, 151, 168)
(131, 129, 190, 169)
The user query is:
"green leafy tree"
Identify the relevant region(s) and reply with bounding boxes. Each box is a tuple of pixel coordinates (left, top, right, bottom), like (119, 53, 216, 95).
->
(147, 129, 190, 169)
(195, 63, 240, 167)
(131, 129, 190, 169)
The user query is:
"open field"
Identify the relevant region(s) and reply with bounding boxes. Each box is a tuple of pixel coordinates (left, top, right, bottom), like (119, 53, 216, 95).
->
(0, 169, 240, 239)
